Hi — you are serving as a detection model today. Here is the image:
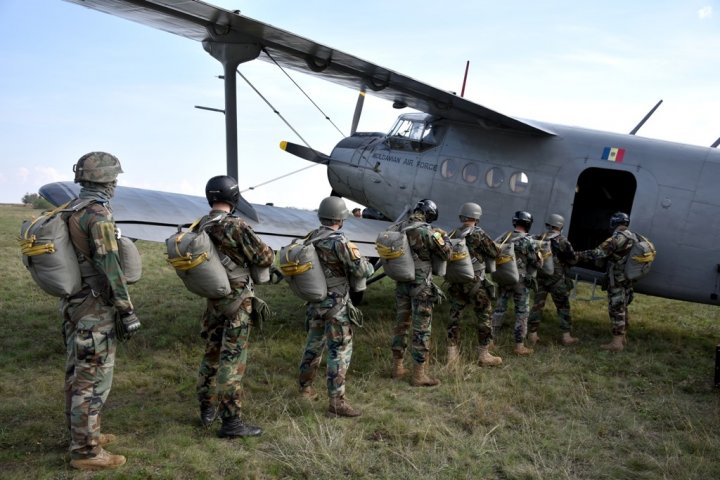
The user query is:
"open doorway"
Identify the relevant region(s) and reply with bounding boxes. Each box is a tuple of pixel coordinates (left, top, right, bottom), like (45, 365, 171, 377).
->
(568, 168, 637, 269)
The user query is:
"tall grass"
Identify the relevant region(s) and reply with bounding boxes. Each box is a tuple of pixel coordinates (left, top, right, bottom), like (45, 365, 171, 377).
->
(1, 204, 719, 479)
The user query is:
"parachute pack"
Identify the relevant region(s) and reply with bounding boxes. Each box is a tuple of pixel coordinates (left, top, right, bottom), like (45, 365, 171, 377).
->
(278, 230, 334, 302)
(535, 232, 555, 276)
(19, 199, 142, 297)
(375, 226, 416, 282)
(621, 231, 656, 280)
(444, 228, 475, 284)
(166, 216, 232, 299)
(492, 232, 520, 286)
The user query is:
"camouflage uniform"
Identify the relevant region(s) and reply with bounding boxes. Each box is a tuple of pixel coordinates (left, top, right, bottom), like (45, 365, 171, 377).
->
(298, 227, 374, 399)
(447, 225, 501, 348)
(492, 230, 541, 343)
(61, 192, 132, 460)
(577, 226, 635, 336)
(528, 229, 577, 334)
(196, 211, 274, 421)
(391, 213, 452, 364)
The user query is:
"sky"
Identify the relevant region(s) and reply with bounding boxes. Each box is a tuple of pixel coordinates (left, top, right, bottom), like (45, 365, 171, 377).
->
(1, 0, 719, 210)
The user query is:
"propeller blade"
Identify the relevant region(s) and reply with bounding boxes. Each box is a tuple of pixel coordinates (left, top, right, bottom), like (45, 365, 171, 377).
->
(350, 88, 366, 135)
(279, 141, 331, 164)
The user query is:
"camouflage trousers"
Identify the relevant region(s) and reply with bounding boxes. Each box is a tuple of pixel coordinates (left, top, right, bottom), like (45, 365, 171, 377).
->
(492, 282, 531, 344)
(607, 283, 633, 336)
(392, 282, 434, 364)
(197, 288, 253, 420)
(299, 299, 353, 399)
(61, 294, 117, 460)
(529, 276, 573, 334)
(447, 279, 493, 347)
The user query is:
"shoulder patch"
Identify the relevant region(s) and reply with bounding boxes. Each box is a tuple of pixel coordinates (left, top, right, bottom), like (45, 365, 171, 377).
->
(432, 230, 445, 246)
(95, 221, 119, 255)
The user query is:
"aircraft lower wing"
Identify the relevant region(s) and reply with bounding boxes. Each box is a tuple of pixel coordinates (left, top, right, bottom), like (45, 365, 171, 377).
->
(39, 182, 387, 257)
(62, 0, 554, 136)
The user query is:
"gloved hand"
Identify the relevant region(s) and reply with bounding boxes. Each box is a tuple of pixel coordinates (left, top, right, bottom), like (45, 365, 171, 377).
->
(120, 310, 142, 338)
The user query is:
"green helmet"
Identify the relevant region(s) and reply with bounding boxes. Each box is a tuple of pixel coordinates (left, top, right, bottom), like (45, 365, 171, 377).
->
(459, 202, 482, 221)
(73, 152, 123, 184)
(318, 196, 349, 221)
(545, 213, 565, 229)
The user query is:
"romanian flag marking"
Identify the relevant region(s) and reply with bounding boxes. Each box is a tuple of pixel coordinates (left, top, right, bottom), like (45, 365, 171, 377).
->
(601, 147, 625, 163)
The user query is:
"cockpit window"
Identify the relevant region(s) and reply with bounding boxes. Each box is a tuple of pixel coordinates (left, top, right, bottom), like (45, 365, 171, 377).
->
(388, 118, 438, 150)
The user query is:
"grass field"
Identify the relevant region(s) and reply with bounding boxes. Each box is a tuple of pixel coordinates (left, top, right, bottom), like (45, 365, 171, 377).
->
(1, 204, 719, 479)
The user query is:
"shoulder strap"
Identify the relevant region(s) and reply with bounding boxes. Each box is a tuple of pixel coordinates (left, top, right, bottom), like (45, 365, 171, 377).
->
(304, 228, 335, 246)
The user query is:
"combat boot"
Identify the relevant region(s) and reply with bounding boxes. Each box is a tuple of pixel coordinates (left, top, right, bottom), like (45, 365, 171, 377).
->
(199, 403, 217, 428)
(410, 363, 440, 387)
(477, 346, 502, 366)
(327, 396, 361, 418)
(391, 356, 407, 379)
(98, 433, 116, 446)
(446, 345, 460, 367)
(513, 343, 534, 356)
(218, 417, 263, 438)
(527, 332, 540, 346)
(299, 385, 318, 401)
(600, 335, 625, 352)
(561, 332, 579, 345)
(70, 449, 126, 471)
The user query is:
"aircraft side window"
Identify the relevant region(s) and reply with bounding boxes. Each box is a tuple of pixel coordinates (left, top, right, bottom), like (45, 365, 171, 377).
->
(440, 158, 457, 179)
(510, 171, 529, 193)
(462, 163, 478, 183)
(485, 167, 504, 188)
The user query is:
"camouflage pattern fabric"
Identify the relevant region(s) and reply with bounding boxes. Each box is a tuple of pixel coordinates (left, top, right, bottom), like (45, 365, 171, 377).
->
(74, 152, 123, 184)
(447, 224, 501, 347)
(196, 210, 274, 419)
(298, 226, 374, 398)
(529, 229, 577, 334)
(62, 194, 130, 459)
(390, 213, 452, 364)
(577, 226, 635, 335)
(492, 230, 541, 343)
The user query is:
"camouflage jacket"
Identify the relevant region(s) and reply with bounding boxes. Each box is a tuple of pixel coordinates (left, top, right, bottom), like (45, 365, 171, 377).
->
(577, 226, 634, 280)
(203, 210, 274, 271)
(534, 229, 577, 281)
(393, 212, 452, 279)
(308, 226, 374, 289)
(67, 200, 132, 313)
(496, 229, 541, 278)
(452, 224, 500, 274)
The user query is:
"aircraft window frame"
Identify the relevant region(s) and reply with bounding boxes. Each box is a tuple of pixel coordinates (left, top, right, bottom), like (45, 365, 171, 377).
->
(485, 167, 504, 188)
(440, 158, 458, 179)
(509, 171, 530, 193)
(462, 163, 479, 184)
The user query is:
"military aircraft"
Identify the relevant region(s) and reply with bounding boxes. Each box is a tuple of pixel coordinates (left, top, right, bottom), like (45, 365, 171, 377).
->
(40, 0, 720, 307)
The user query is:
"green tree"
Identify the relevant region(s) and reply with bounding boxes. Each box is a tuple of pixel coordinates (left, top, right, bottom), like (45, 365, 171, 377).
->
(21, 192, 52, 210)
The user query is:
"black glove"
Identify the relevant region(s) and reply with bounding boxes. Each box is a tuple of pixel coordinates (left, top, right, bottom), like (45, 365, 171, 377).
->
(118, 310, 141, 340)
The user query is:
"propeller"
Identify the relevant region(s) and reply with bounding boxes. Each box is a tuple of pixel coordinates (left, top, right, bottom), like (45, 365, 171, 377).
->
(350, 87, 367, 135)
(279, 141, 332, 164)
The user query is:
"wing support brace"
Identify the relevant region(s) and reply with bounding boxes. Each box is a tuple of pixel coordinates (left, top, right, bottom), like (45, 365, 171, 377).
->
(202, 29, 261, 222)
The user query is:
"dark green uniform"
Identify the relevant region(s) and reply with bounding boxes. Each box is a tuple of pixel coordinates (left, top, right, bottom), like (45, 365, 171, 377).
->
(298, 227, 374, 399)
(196, 211, 274, 421)
(391, 213, 452, 364)
(447, 225, 501, 348)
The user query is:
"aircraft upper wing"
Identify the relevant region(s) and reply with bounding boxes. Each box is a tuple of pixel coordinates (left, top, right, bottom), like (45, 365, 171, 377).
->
(40, 182, 388, 257)
(62, 0, 554, 136)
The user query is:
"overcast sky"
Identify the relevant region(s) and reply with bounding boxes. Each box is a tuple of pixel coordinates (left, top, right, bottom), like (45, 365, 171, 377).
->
(1, 0, 719, 209)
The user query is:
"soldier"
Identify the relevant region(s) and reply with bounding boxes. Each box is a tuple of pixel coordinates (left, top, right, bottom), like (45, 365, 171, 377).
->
(446, 202, 502, 366)
(62, 152, 140, 470)
(576, 212, 635, 352)
(528, 214, 580, 346)
(491, 211, 542, 356)
(196, 175, 274, 437)
(297, 197, 374, 417)
(390, 199, 452, 386)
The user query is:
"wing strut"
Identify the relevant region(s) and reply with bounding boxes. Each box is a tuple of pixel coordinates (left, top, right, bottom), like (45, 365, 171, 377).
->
(629, 99, 663, 135)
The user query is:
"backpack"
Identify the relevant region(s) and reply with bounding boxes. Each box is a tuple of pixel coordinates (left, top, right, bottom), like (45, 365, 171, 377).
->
(375, 227, 416, 282)
(622, 231, 656, 280)
(278, 230, 333, 302)
(19, 199, 94, 297)
(444, 228, 475, 284)
(535, 232, 555, 276)
(166, 216, 232, 299)
(492, 232, 520, 286)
